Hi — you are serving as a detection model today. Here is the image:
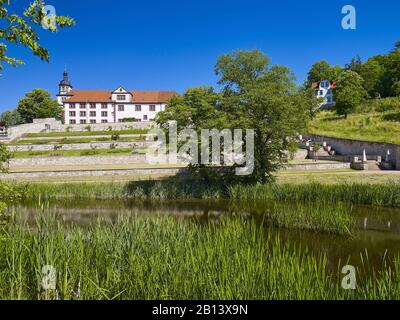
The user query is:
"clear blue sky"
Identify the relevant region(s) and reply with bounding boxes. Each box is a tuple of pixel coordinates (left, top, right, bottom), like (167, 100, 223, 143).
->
(0, 0, 399, 112)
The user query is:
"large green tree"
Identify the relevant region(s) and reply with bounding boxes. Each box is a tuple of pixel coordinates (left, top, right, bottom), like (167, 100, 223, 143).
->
(335, 70, 367, 118)
(157, 50, 310, 183)
(0, 109, 23, 126)
(0, 0, 74, 72)
(306, 61, 343, 87)
(17, 88, 62, 123)
(358, 57, 385, 98)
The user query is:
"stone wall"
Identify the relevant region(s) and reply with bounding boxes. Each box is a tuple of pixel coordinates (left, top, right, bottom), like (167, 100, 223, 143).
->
(5, 118, 154, 142)
(0, 167, 189, 180)
(10, 155, 148, 167)
(9, 140, 152, 152)
(310, 134, 400, 170)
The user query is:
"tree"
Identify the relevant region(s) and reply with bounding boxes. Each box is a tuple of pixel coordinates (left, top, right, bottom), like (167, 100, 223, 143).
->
(216, 52, 309, 182)
(156, 87, 221, 132)
(0, 143, 12, 172)
(345, 55, 363, 73)
(335, 70, 367, 118)
(0, 0, 75, 72)
(306, 61, 343, 87)
(358, 58, 385, 98)
(157, 50, 310, 183)
(0, 109, 23, 126)
(16, 88, 62, 123)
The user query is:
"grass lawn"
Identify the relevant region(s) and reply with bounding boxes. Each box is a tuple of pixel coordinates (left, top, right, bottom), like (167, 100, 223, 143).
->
(25, 128, 149, 138)
(14, 136, 147, 145)
(12, 148, 145, 158)
(275, 169, 400, 184)
(309, 111, 400, 144)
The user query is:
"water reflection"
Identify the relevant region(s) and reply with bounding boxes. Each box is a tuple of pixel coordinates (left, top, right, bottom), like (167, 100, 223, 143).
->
(14, 198, 400, 275)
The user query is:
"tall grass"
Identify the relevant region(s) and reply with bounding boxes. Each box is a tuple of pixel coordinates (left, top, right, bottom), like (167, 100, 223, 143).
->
(21, 180, 400, 208)
(229, 182, 400, 207)
(1, 214, 398, 300)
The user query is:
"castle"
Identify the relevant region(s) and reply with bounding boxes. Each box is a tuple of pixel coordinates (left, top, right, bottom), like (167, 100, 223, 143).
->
(57, 69, 178, 124)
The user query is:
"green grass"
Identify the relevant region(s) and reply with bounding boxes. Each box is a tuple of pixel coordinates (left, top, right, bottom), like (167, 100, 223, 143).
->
(12, 148, 145, 159)
(1, 214, 398, 300)
(14, 136, 146, 145)
(25, 129, 149, 138)
(18, 180, 400, 208)
(309, 111, 400, 144)
(230, 182, 400, 207)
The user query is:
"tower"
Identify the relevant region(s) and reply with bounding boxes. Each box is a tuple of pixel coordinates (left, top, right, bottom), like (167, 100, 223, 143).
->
(57, 67, 73, 104)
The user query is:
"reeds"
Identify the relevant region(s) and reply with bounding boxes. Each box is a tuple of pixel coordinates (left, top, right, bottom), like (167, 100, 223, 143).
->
(0, 214, 398, 300)
(229, 182, 400, 207)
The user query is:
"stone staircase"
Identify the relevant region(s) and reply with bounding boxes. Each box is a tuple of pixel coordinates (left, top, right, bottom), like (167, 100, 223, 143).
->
(367, 160, 381, 171)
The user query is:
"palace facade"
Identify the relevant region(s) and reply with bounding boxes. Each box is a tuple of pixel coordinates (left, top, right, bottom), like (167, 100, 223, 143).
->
(57, 70, 178, 124)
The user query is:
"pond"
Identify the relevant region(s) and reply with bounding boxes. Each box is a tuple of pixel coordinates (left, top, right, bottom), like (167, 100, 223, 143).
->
(14, 198, 400, 276)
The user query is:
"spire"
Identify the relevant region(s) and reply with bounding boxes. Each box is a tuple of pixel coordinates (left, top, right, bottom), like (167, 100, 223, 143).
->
(59, 67, 72, 88)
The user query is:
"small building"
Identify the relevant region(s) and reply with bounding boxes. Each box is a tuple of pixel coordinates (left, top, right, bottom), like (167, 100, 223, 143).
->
(57, 69, 178, 124)
(312, 79, 336, 109)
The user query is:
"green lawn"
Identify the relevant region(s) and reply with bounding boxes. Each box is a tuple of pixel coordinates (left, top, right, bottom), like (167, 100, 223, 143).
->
(12, 148, 145, 158)
(309, 111, 400, 144)
(14, 136, 147, 145)
(25, 128, 149, 138)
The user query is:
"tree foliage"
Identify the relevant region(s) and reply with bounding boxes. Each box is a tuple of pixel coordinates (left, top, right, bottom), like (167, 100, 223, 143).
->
(0, 143, 12, 172)
(335, 70, 367, 118)
(16, 88, 62, 123)
(0, 109, 23, 126)
(306, 60, 343, 87)
(157, 50, 310, 183)
(0, 0, 75, 72)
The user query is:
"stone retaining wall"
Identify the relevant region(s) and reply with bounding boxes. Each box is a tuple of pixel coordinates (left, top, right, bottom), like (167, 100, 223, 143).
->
(10, 155, 148, 167)
(310, 134, 400, 170)
(284, 162, 351, 171)
(0, 167, 189, 180)
(9, 140, 152, 152)
(5, 118, 154, 142)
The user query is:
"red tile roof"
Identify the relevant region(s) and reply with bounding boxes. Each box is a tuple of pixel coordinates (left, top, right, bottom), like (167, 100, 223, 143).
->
(66, 90, 178, 103)
(311, 80, 336, 90)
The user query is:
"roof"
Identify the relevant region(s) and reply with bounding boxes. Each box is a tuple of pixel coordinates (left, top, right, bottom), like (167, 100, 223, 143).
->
(65, 90, 178, 103)
(311, 80, 336, 90)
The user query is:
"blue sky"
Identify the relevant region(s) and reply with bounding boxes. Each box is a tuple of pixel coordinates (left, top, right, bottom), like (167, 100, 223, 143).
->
(0, 0, 399, 112)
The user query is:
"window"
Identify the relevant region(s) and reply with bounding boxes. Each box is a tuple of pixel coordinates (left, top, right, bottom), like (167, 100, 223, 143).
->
(70, 120, 76, 124)
(101, 111, 108, 117)
(70, 103, 76, 109)
(117, 95, 125, 101)
(69, 111, 76, 117)
(327, 89, 332, 94)
(80, 103, 86, 109)
(149, 105, 156, 112)
(118, 105, 124, 111)
(90, 111, 96, 117)
(80, 111, 86, 117)
(143, 115, 148, 121)
(101, 120, 108, 123)
(80, 119, 87, 124)
(90, 103, 96, 109)
(101, 103, 108, 109)
(135, 105, 142, 112)
(90, 119, 96, 124)
(327, 96, 332, 103)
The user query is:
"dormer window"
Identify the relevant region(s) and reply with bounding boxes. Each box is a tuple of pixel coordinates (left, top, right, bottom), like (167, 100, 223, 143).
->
(117, 95, 126, 101)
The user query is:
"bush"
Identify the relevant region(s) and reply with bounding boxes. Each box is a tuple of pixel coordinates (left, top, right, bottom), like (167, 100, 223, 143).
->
(80, 150, 99, 156)
(369, 97, 400, 112)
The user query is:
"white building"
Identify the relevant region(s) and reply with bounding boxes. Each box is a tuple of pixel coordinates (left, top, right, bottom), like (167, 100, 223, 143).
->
(57, 70, 178, 124)
(312, 79, 336, 109)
